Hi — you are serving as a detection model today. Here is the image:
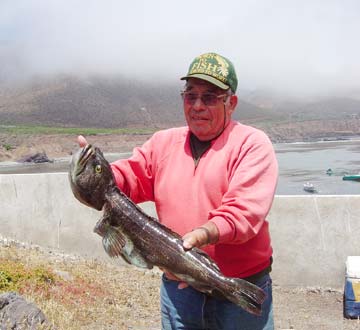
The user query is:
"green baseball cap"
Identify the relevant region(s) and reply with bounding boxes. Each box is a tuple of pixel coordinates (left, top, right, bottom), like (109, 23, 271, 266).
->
(181, 52, 238, 93)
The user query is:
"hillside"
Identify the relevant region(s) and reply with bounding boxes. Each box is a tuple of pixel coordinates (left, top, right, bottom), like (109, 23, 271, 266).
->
(0, 75, 280, 128)
(1, 75, 360, 144)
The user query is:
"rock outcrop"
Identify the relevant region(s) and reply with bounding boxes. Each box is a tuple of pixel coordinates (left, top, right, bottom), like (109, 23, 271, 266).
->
(0, 292, 52, 330)
(17, 152, 52, 164)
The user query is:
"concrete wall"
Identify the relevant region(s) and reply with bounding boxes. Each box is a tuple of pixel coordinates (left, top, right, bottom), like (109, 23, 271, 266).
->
(1, 173, 359, 288)
(268, 196, 360, 287)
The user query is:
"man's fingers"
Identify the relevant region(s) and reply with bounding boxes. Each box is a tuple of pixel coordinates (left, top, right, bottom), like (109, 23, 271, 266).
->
(177, 282, 189, 290)
(163, 271, 180, 281)
(182, 236, 197, 250)
(77, 135, 88, 147)
(162, 270, 189, 289)
(182, 224, 219, 250)
(182, 229, 209, 250)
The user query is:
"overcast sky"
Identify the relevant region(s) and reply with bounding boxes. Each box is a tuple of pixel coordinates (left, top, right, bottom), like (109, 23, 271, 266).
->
(1, 0, 359, 96)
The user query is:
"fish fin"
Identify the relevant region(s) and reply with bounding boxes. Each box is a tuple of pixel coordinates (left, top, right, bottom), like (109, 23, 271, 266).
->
(217, 277, 266, 316)
(103, 227, 152, 269)
(191, 247, 221, 272)
(126, 251, 153, 269)
(93, 215, 110, 237)
(102, 226, 127, 258)
(187, 282, 213, 295)
(119, 255, 132, 265)
(187, 247, 264, 314)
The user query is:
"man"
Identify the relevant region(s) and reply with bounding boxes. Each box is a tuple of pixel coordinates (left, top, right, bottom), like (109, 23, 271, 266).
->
(78, 52, 278, 330)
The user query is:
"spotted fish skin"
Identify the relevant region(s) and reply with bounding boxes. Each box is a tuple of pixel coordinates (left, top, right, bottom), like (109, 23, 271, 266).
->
(69, 144, 266, 315)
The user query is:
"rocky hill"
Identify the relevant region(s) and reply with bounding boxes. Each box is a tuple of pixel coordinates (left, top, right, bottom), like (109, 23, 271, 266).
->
(1, 75, 360, 142)
(0, 75, 281, 128)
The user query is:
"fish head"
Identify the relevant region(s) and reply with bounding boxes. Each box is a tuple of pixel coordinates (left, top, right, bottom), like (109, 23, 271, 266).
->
(69, 144, 115, 210)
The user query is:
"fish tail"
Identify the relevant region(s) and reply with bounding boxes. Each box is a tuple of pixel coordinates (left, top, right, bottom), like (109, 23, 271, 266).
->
(217, 277, 266, 316)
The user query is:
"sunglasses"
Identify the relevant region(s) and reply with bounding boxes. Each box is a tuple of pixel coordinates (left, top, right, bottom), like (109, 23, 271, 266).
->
(181, 92, 228, 106)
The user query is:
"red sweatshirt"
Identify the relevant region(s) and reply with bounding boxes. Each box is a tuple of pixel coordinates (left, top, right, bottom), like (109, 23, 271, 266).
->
(111, 120, 278, 278)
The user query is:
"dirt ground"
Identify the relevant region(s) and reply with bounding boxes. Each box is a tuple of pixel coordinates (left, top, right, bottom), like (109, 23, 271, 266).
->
(0, 237, 358, 330)
(0, 133, 152, 162)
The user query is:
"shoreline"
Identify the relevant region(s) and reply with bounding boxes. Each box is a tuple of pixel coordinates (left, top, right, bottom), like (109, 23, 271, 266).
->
(272, 134, 360, 145)
(1, 131, 360, 163)
(275, 135, 360, 146)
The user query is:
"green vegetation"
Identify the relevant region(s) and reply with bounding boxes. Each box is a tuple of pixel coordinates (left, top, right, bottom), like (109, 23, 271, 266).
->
(0, 259, 57, 292)
(0, 256, 112, 308)
(0, 245, 160, 330)
(0, 125, 156, 136)
(2, 144, 14, 151)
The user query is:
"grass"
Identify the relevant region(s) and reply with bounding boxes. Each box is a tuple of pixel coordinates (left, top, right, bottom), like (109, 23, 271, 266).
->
(0, 125, 156, 136)
(0, 243, 161, 330)
(0, 260, 56, 292)
(2, 144, 14, 151)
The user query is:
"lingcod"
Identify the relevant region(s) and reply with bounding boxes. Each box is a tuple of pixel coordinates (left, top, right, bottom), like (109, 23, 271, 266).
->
(69, 144, 266, 315)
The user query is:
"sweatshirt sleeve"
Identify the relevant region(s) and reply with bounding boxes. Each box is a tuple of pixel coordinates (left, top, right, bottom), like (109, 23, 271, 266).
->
(110, 137, 155, 204)
(208, 130, 278, 244)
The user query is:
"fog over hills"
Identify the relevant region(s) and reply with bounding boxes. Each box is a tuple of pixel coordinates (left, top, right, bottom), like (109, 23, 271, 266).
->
(1, 1, 360, 144)
(0, 75, 283, 128)
(0, 74, 360, 142)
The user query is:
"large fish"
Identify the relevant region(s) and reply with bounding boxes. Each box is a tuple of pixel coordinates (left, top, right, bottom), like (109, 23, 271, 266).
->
(69, 144, 266, 315)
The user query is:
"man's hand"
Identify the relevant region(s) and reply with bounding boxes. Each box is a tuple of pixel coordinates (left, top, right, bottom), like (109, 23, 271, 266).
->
(182, 222, 219, 250)
(77, 135, 88, 147)
(162, 271, 189, 289)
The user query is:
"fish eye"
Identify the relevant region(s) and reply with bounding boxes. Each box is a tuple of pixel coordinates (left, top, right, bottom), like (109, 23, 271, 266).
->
(95, 164, 102, 174)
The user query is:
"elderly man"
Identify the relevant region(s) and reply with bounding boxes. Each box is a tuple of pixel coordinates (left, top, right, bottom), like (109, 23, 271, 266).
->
(78, 52, 278, 330)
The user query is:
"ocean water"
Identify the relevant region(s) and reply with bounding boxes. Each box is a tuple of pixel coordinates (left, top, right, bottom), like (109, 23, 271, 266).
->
(0, 140, 359, 195)
(275, 139, 360, 195)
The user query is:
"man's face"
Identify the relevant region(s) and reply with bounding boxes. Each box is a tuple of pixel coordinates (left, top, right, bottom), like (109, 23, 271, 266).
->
(182, 78, 237, 141)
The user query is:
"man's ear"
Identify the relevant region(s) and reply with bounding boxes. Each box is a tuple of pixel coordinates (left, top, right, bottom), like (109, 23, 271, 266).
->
(228, 94, 238, 114)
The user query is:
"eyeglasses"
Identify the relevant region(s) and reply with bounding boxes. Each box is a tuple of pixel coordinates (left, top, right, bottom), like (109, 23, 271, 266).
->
(181, 91, 228, 106)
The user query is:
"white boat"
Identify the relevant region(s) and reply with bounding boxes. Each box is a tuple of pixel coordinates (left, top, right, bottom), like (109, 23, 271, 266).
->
(303, 182, 316, 193)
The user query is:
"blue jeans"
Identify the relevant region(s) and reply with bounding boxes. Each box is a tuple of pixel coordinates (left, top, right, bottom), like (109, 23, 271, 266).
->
(160, 273, 274, 330)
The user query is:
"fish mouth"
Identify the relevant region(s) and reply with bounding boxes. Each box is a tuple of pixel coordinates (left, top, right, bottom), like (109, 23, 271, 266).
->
(74, 144, 94, 177)
(79, 144, 94, 167)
